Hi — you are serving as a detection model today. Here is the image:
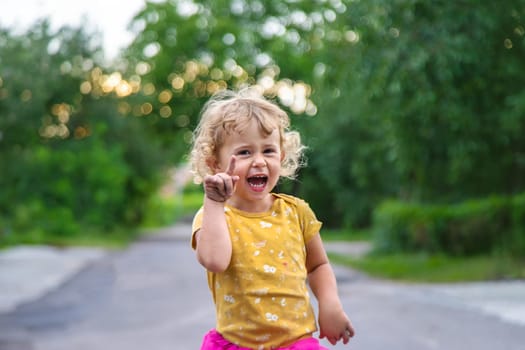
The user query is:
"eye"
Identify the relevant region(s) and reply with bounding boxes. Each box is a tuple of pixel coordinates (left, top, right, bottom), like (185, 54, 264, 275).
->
(264, 148, 277, 154)
(236, 149, 250, 156)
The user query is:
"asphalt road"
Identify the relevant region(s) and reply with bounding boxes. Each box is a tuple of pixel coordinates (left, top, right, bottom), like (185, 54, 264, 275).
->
(1, 222, 524, 350)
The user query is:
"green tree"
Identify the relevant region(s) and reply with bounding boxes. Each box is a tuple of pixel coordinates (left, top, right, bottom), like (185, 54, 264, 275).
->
(121, 0, 525, 230)
(121, 0, 341, 162)
(0, 20, 164, 242)
(304, 0, 525, 226)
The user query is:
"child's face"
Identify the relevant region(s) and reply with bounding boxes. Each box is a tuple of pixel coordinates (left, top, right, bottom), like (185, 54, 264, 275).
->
(214, 119, 283, 210)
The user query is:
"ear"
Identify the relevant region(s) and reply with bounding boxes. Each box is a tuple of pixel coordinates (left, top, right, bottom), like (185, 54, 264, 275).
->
(280, 149, 286, 162)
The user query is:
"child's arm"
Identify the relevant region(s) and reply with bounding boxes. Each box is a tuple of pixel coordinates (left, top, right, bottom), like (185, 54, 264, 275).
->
(195, 156, 238, 273)
(306, 234, 355, 345)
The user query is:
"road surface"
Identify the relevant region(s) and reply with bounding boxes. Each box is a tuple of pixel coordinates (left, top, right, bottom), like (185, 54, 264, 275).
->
(1, 222, 524, 350)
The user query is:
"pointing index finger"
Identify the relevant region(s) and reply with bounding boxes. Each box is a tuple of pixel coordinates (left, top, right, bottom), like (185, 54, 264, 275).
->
(225, 155, 236, 175)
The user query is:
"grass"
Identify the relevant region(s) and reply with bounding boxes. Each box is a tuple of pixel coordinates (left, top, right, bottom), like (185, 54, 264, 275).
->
(321, 226, 525, 283)
(321, 228, 371, 242)
(0, 226, 138, 250)
(329, 249, 525, 283)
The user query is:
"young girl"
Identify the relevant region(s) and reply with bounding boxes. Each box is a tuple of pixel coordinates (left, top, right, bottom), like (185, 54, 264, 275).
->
(189, 89, 354, 350)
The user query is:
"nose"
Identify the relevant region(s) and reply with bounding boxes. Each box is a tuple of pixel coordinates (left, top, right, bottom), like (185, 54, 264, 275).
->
(252, 153, 266, 167)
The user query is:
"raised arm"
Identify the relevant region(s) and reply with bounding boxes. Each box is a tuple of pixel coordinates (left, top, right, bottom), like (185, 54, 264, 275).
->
(306, 234, 355, 345)
(195, 156, 238, 273)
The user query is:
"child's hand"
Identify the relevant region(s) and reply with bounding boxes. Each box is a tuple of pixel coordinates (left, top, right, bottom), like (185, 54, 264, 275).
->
(318, 302, 355, 345)
(203, 156, 239, 202)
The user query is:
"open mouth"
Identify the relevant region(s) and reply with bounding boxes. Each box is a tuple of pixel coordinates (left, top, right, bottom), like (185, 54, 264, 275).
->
(247, 175, 268, 191)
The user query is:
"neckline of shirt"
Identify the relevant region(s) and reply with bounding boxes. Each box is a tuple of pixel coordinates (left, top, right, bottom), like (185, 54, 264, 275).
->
(225, 193, 284, 218)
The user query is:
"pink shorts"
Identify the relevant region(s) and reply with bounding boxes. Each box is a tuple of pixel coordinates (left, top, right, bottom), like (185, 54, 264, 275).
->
(200, 329, 328, 350)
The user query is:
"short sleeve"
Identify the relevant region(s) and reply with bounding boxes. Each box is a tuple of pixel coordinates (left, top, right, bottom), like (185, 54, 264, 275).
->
(295, 198, 322, 243)
(191, 207, 204, 250)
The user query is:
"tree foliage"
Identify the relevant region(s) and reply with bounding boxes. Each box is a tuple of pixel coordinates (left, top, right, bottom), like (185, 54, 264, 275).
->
(0, 21, 164, 241)
(305, 0, 525, 226)
(120, 0, 340, 161)
(122, 0, 525, 228)
(2, 0, 525, 242)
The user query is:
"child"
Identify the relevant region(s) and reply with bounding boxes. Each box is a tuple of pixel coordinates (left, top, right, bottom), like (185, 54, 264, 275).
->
(189, 88, 354, 350)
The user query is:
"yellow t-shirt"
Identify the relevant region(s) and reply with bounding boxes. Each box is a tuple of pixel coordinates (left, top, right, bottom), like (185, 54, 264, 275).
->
(192, 193, 322, 350)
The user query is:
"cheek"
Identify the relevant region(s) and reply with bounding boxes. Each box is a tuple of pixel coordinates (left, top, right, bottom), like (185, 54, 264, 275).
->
(233, 160, 250, 175)
(270, 158, 283, 171)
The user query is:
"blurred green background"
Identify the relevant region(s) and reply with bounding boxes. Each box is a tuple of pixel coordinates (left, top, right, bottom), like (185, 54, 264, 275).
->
(1, 0, 524, 279)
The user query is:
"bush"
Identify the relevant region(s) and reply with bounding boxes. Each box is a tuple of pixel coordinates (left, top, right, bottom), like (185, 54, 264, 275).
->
(1, 141, 127, 237)
(0, 131, 164, 246)
(510, 193, 525, 256)
(372, 193, 525, 256)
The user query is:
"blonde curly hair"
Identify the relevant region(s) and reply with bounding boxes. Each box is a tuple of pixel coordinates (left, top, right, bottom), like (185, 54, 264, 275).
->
(189, 89, 306, 184)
